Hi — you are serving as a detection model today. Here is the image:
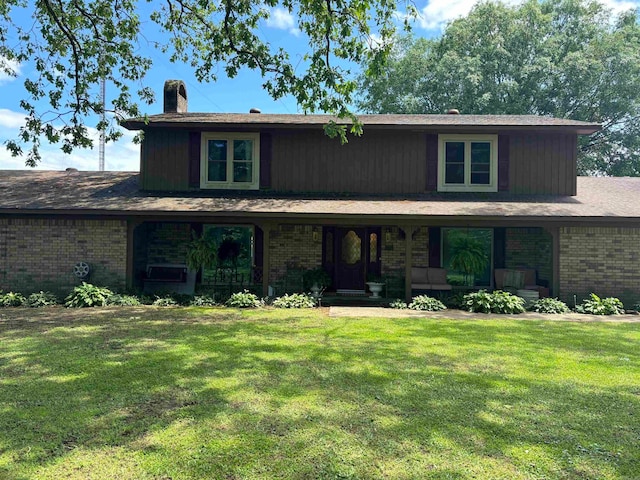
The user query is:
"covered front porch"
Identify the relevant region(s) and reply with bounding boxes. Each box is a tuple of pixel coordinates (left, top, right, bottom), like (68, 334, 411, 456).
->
(129, 218, 557, 303)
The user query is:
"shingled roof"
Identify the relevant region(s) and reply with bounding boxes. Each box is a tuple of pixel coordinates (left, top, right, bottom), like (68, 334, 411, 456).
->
(1, 171, 638, 222)
(120, 113, 600, 135)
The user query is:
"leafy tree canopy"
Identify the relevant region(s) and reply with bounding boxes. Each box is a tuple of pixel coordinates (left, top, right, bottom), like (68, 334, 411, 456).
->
(358, 0, 640, 176)
(0, 0, 412, 166)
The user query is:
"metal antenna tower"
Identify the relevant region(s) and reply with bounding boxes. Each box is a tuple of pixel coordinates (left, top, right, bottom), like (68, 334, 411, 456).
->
(98, 77, 106, 171)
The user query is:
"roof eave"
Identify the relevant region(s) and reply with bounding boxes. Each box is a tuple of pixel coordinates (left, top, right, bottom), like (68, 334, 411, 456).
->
(1, 207, 638, 224)
(120, 119, 601, 135)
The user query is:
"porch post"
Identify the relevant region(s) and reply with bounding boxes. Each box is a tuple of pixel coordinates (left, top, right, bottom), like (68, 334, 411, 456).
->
(403, 226, 415, 303)
(125, 219, 141, 290)
(546, 226, 561, 297)
(261, 224, 272, 297)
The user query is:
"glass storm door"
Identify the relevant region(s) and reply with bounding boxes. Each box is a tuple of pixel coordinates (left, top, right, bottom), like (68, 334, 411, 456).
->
(336, 228, 366, 290)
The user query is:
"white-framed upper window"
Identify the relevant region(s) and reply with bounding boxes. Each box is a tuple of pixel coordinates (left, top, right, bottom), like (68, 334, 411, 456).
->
(201, 132, 260, 189)
(437, 134, 498, 192)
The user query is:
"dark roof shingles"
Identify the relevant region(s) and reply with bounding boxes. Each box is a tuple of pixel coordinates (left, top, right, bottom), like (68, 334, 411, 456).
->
(121, 113, 600, 133)
(1, 171, 639, 220)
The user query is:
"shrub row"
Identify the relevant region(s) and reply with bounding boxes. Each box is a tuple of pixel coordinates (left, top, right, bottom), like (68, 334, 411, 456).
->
(0, 285, 632, 315)
(0, 284, 319, 310)
(389, 294, 447, 311)
(388, 290, 628, 316)
(1, 291, 58, 308)
(225, 291, 317, 309)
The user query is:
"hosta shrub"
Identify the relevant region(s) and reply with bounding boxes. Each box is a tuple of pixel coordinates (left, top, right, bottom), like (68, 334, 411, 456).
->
(491, 290, 526, 314)
(389, 299, 408, 309)
(26, 291, 59, 307)
(65, 283, 113, 308)
(0, 291, 27, 307)
(463, 290, 525, 314)
(272, 293, 316, 309)
(106, 294, 142, 306)
(226, 290, 262, 308)
(461, 290, 493, 313)
(408, 295, 446, 311)
(575, 294, 624, 315)
(190, 294, 218, 307)
(152, 296, 178, 307)
(529, 297, 569, 314)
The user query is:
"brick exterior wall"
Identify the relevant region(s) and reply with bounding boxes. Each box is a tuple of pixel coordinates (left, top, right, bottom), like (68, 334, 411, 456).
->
(380, 226, 429, 275)
(132, 222, 192, 289)
(145, 223, 191, 264)
(269, 225, 321, 286)
(0, 218, 127, 294)
(505, 227, 552, 286)
(559, 226, 640, 305)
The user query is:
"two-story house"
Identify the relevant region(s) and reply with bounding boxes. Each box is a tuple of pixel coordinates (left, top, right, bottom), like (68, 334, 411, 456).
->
(1, 80, 639, 304)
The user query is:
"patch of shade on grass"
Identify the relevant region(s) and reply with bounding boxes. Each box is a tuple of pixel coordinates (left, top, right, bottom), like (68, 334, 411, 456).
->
(0, 306, 638, 479)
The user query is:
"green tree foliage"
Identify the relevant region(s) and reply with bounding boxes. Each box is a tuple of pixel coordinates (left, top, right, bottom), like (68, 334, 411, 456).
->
(0, 0, 411, 166)
(358, 0, 640, 176)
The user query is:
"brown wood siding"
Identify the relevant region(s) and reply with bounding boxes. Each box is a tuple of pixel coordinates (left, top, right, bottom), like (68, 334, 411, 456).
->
(140, 130, 190, 191)
(270, 130, 428, 194)
(508, 133, 576, 195)
(138, 127, 578, 195)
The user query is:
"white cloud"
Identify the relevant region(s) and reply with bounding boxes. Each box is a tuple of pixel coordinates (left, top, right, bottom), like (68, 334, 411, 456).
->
(600, 0, 639, 15)
(367, 33, 383, 48)
(414, 0, 518, 30)
(0, 109, 139, 171)
(265, 7, 301, 36)
(0, 108, 26, 129)
(366, 32, 395, 51)
(410, 0, 639, 32)
(0, 56, 21, 85)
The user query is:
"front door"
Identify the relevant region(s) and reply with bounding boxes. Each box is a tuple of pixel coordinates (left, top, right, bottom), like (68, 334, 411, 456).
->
(336, 228, 366, 291)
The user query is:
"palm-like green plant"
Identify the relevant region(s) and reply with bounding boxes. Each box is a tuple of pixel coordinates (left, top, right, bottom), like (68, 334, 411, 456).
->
(186, 231, 217, 272)
(449, 235, 489, 286)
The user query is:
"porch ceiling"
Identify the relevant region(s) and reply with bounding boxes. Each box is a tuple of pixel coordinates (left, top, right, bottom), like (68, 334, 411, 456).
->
(1, 171, 640, 223)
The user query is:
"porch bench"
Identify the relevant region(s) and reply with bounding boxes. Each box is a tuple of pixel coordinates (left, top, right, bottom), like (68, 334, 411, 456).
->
(411, 267, 452, 292)
(494, 268, 549, 298)
(143, 263, 196, 295)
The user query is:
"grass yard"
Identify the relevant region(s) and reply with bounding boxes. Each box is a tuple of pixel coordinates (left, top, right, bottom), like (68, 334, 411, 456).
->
(0, 307, 638, 479)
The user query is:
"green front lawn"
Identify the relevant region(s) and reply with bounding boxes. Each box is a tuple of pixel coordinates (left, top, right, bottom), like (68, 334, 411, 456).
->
(1, 307, 638, 479)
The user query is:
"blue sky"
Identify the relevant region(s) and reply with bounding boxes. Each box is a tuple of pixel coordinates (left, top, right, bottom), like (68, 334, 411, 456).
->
(1, 0, 638, 172)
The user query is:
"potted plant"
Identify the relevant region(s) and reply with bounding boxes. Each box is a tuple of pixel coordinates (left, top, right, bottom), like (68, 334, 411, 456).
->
(303, 267, 332, 297)
(449, 235, 488, 286)
(366, 274, 386, 298)
(186, 231, 217, 272)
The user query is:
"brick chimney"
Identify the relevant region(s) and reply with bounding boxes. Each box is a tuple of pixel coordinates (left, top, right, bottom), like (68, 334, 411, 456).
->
(164, 80, 188, 113)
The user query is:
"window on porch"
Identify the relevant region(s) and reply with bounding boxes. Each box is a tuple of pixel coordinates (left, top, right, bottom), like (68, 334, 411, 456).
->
(441, 228, 493, 287)
(201, 225, 255, 285)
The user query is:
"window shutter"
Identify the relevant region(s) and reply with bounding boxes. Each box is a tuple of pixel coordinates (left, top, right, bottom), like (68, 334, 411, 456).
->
(260, 132, 272, 188)
(188, 132, 200, 188)
(425, 134, 438, 191)
(428, 227, 441, 267)
(498, 135, 509, 191)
